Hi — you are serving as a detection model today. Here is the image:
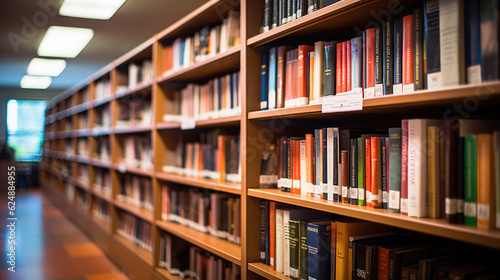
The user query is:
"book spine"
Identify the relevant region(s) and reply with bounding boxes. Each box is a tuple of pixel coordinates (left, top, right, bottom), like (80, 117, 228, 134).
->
(300, 139, 307, 196)
(371, 137, 381, 208)
(393, 18, 403, 94)
(389, 128, 402, 213)
(366, 28, 376, 97)
(481, 0, 500, 81)
(306, 134, 314, 197)
(342, 41, 348, 93)
(363, 30, 367, 90)
(261, 55, 268, 110)
(464, 134, 478, 226)
(322, 128, 328, 200)
(444, 122, 459, 224)
(346, 39, 352, 92)
(440, 0, 465, 86)
(307, 224, 320, 280)
(358, 138, 366, 206)
(402, 14, 414, 93)
(314, 129, 322, 198)
(383, 20, 394, 95)
(427, 126, 440, 219)
(264, 0, 270, 32)
(381, 137, 388, 209)
(327, 128, 335, 201)
(276, 209, 284, 273)
(457, 136, 465, 224)
(408, 119, 427, 218)
(272, 0, 278, 29)
(425, 0, 442, 89)
(413, 7, 424, 91)
(401, 119, 409, 214)
(298, 45, 313, 105)
(333, 128, 340, 202)
(375, 25, 383, 96)
(352, 37, 363, 91)
(309, 52, 315, 102)
(350, 139, 359, 205)
(260, 200, 269, 264)
(341, 150, 350, 203)
(477, 133, 495, 229)
(289, 220, 300, 279)
(300, 221, 309, 280)
(336, 42, 343, 94)
(495, 131, 500, 230)
(270, 201, 276, 269)
(366, 138, 372, 207)
(325, 42, 336, 96)
(277, 46, 287, 109)
(285, 50, 295, 108)
(269, 47, 277, 109)
(313, 41, 326, 104)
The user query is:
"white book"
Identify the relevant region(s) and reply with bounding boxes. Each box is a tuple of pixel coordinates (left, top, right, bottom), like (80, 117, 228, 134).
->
(276, 209, 284, 273)
(327, 127, 335, 201)
(439, 0, 465, 87)
(128, 63, 138, 89)
(407, 119, 443, 218)
(312, 41, 327, 104)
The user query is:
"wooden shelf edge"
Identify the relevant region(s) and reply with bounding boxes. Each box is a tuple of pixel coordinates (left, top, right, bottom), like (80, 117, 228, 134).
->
(114, 234, 153, 265)
(114, 81, 153, 100)
(155, 268, 189, 280)
(156, 115, 241, 131)
(247, 188, 500, 250)
(91, 95, 113, 109)
(248, 262, 292, 280)
(114, 200, 154, 222)
(155, 172, 241, 195)
(90, 159, 113, 169)
(113, 126, 153, 134)
(114, 165, 155, 177)
(88, 188, 113, 203)
(156, 220, 241, 265)
(114, 37, 155, 67)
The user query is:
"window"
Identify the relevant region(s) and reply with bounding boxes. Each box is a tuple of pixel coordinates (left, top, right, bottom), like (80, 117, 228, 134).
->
(7, 100, 47, 162)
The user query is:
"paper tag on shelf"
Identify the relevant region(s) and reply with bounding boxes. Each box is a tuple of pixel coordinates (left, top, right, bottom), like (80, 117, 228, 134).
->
(118, 164, 127, 173)
(342, 186, 348, 198)
(477, 204, 490, 221)
(322, 93, 363, 113)
(350, 188, 358, 200)
(393, 83, 403, 95)
(445, 198, 458, 215)
(181, 118, 196, 130)
(427, 72, 443, 90)
(306, 183, 314, 194)
(389, 190, 400, 209)
(467, 66, 481, 85)
(403, 83, 414, 94)
(375, 84, 384, 97)
(464, 202, 477, 217)
(358, 188, 365, 200)
(364, 87, 375, 98)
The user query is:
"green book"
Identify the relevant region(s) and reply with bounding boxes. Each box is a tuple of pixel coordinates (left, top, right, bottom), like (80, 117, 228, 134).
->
(464, 134, 477, 226)
(357, 137, 366, 206)
(388, 128, 402, 213)
(289, 220, 300, 280)
(299, 220, 308, 280)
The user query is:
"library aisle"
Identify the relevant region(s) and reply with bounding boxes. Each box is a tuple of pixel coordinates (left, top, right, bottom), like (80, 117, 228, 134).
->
(0, 190, 129, 280)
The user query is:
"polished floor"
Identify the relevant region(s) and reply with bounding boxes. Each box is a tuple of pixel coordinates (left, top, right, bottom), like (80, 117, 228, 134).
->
(0, 189, 129, 280)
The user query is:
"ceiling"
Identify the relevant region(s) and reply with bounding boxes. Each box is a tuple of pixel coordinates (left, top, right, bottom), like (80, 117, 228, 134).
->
(0, 0, 207, 99)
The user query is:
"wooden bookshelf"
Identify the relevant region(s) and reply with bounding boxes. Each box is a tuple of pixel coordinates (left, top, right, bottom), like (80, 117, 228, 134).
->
(114, 200, 154, 223)
(155, 268, 189, 280)
(156, 172, 241, 195)
(114, 234, 153, 265)
(156, 115, 241, 131)
(248, 262, 292, 280)
(156, 220, 241, 265)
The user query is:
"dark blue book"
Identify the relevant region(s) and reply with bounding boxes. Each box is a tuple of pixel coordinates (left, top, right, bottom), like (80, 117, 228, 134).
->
(375, 25, 383, 95)
(292, 0, 297, 21)
(322, 127, 328, 200)
(413, 7, 424, 90)
(264, 0, 271, 32)
(424, 0, 441, 88)
(260, 200, 269, 264)
(350, 139, 358, 205)
(383, 21, 393, 95)
(464, 0, 482, 84)
(261, 55, 268, 110)
(307, 221, 331, 280)
(282, 0, 288, 25)
(481, 0, 500, 82)
(324, 41, 337, 96)
(268, 47, 278, 109)
(272, 0, 278, 29)
(322, 0, 342, 7)
(393, 18, 403, 89)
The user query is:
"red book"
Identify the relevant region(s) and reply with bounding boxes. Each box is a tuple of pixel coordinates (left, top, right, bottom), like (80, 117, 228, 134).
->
(276, 46, 290, 109)
(371, 137, 381, 208)
(341, 150, 349, 203)
(294, 139, 301, 194)
(336, 42, 343, 94)
(401, 119, 409, 215)
(346, 40, 352, 92)
(305, 134, 314, 197)
(366, 28, 376, 88)
(269, 201, 276, 270)
(402, 15, 414, 91)
(285, 49, 295, 107)
(163, 45, 173, 73)
(342, 41, 347, 93)
(297, 45, 314, 105)
(365, 138, 372, 207)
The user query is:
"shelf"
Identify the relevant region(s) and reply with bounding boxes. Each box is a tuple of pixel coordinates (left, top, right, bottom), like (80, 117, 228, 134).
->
(114, 234, 153, 265)
(91, 127, 112, 136)
(90, 159, 113, 169)
(114, 81, 153, 100)
(44, 132, 56, 140)
(56, 130, 73, 139)
(113, 126, 152, 134)
(156, 220, 241, 265)
(91, 95, 113, 109)
(88, 188, 113, 203)
(248, 262, 292, 280)
(156, 115, 241, 131)
(247, 0, 391, 48)
(73, 155, 91, 164)
(114, 164, 155, 177)
(91, 216, 111, 234)
(71, 102, 91, 116)
(71, 178, 91, 191)
(72, 129, 91, 137)
(155, 268, 189, 280)
(157, 46, 240, 85)
(248, 188, 500, 250)
(156, 172, 241, 195)
(248, 82, 500, 120)
(114, 200, 154, 223)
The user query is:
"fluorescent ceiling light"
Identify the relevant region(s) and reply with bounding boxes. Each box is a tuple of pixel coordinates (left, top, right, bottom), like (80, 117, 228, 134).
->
(59, 0, 126, 20)
(38, 26, 94, 58)
(27, 58, 67, 76)
(20, 75, 52, 89)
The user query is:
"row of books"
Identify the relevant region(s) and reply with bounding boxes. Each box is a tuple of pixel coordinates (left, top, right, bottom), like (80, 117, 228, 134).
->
(93, 167, 111, 196)
(163, 132, 241, 183)
(94, 136, 110, 162)
(159, 232, 241, 280)
(261, 0, 341, 33)
(117, 174, 153, 212)
(65, 182, 75, 202)
(163, 72, 241, 123)
(76, 138, 90, 158)
(94, 104, 111, 130)
(116, 211, 153, 252)
(126, 59, 153, 90)
(116, 98, 152, 127)
(77, 112, 89, 129)
(91, 199, 110, 224)
(161, 184, 241, 245)
(260, 203, 500, 280)
(120, 134, 153, 170)
(76, 187, 89, 211)
(161, 11, 240, 75)
(77, 163, 89, 185)
(264, 119, 499, 228)
(95, 77, 112, 100)
(260, 0, 500, 110)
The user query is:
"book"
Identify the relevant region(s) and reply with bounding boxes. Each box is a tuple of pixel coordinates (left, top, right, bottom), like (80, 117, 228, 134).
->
(260, 200, 269, 264)
(342, 41, 348, 93)
(388, 128, 402, 213)
(413, 7, 424, 91)
(496, 131, 500, 230)
(263, 0, 271, 32)
(307, 221, 331, 280)
(444, 121, 460, 224)
(365, 28, 376, 98)
(393, 18, 403, 94)
(346, 40, 352, 92)
(481, 0, 500, 82)
(375, 25, 384, 96)
(261, 55, 268, 110)
(350, 139, 358, 205)
(325, 41, 337, 96)
(276, 208, 285, 273)
(400, 120, 409, 215)
(300, 220, 309, 280)
(464, 0, 482, 84)
(277, 46, 292, 109)
(424, 0, 442, 89)
(402, 14, 414, 94)
(337, 41, 343, 95)
(366, 138, 372, 207)
(268, 47, 278, 109)
(312, 41, 327, 104)
(285, 49, 298, 108)
(388, 245, 433, 280)
(341, 150, 350, 203)
(382, 137, 389, 209)
(352, 37, 363, 92)
(358, 137, 366, 206)
(383, 21, 393, 95)
(440, 0, 465, 87)
(309, 52, 315, 102)
(298, 45, 314, 105)
(289, 219, 301, 279)
(477, 133, 495, 229)
(370, 137, 382, 208)
(427, 125, 441, 219)
(464, 134, 478, 226)
(270, 201, 276, 269)
(349, 232, 396, 280)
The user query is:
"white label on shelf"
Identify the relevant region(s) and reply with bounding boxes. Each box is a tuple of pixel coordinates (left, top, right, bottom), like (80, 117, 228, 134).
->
(350, 188, 358, 200)
(445, 198, 458, 215)
(293, 180, 301, 192)
(118, 164, 127, 173)
(393, 83, 403, 95)
(467, 65, 482, 85)
(401, 198, 408, 213)
(403, 83, 414, 94)
(181, 118, 196, 130)
(366, 191, 372, 203)
(342, 186, 348, 198)
(477, 204, 490, 221)
(358, 188, 365, 200)
(333, 185, 339, 195)
(312, 184, 321, 197)
(364, 87, 375, 98)
(321, 183, 328, 193)
(389, 190, 400, 210)
(464, 202, 477, 217)
(375, 84, 384, 97)
(322, 93, 363, 113)
(305, 183, 314, 194)
(427, 72, 443, 90)
(352, 87, 363, 95)
(277, 178, 283, 189)
(296, 97, 308, 107)
(383, 191, 389, 203)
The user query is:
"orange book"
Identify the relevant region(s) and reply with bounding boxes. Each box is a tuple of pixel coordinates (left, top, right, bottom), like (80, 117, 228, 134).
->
(365, 138, 372, 207)
(346, 40, 352, 92)
(402, 15, 413, 89)
(270, 201, 276, 270)
(371, 137, 381, 208)
(297, 45, 314, 105)
(366, 28, 376, 88)
(305, 134, 314, 197)
(309, 52, 315, 102)
(336, 42, 343, 94)
(276, 46, 291, 109)
(285, 49, 295, 107)
(342, 41, 347, 93)
(163, 45, 173, 73)
(477, 134, 496, 229)
(294, 139, 302, 194)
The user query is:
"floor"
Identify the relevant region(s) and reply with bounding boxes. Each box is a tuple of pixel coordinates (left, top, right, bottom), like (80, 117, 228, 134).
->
(0, 189, 129, 280)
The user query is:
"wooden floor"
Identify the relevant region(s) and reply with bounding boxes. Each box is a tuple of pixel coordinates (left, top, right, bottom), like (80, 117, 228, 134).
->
(0, 189, 129, 280)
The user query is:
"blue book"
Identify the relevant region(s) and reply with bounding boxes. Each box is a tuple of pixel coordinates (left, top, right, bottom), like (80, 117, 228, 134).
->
(393, 18, 403, 88)
(383, 21, 393, 95)
(324, 41, 336, 96)
(307, 221, 331, 280)
(351, 37, 363, 90)
(464, 0, 481, 83)
(261, 55, 268, 110)
(268, 47, 278, 109)
(425, 0, 442, 88)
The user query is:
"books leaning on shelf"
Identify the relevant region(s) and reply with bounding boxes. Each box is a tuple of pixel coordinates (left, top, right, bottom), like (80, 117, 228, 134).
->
(76, 138, 90, 157)
(163, 72, 241, 122)
(263, 119, 500, 228)
(116, 97, 152, 127)
(93, 136, 110, 162)
(92, 199, 111, 223)
(117, 174, 153, 212)
(93, 104, 111, 129)
(93, 167, 111, 196)
(77, 112, 89, 129)
(121, 134, 153, 170)
(159, 232, 241, 280)
(94, 77, 112, 100)
(127, 59, 153, 90)
(116, 211, 153, 252)
(259, 0, 500, 110)
(162, 131, 241, 183)
(77, 164, 89, 185)
(161, 10, 240, 76)
(76, 188, 89, 211)
(161, 184, 241, 245)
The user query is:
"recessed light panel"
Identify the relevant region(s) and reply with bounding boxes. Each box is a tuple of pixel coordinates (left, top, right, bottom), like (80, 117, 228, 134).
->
(27, 58, 67, 76)
(59, 0, 126, 20)
(20, 75, 52, 89)
(38, 26, 94, 58)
